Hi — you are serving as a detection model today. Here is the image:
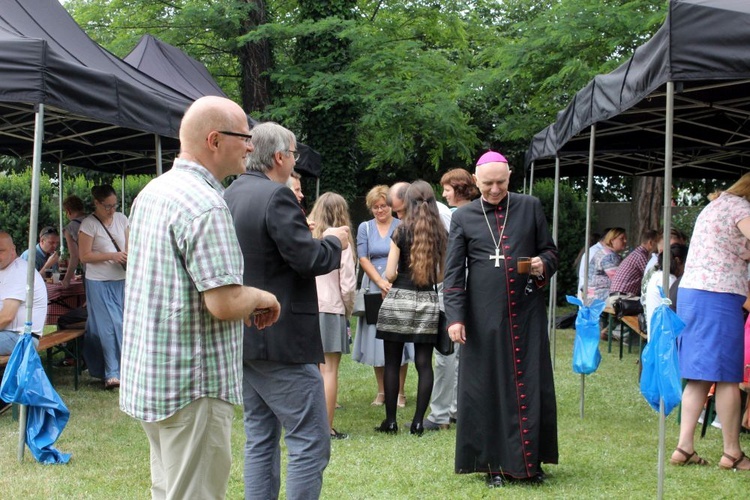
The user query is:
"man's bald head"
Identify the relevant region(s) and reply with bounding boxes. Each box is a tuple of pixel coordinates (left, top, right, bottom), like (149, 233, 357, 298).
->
(180, 96, 244, 151)
(0, 231, 17, 269)
(474, 161, 511, 205)
(178, 96, 252, 180)
(387, 182, 410, 219)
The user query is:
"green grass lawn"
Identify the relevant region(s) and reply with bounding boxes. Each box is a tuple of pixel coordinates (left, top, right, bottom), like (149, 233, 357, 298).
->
(1, 327, 748, 498)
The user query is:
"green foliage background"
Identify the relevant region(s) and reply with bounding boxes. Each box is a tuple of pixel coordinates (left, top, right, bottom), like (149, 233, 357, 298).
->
(0, 171, 153, 249)
(64, 0, 669, 197)
(533, 178, 589, 302)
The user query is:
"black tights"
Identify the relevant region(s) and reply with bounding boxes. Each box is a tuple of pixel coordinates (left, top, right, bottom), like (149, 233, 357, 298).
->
(383, 340, 434, 425)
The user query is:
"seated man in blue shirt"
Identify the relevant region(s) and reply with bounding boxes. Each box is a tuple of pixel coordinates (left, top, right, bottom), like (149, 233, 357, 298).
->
(20, 226, 60, 275)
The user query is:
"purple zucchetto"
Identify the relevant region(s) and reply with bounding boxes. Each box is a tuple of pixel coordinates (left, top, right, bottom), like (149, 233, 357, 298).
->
(475, 150, 508, 166)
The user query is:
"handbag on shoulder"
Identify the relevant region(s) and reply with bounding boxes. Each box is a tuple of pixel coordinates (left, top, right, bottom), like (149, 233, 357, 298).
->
(352, 289, 366, 317)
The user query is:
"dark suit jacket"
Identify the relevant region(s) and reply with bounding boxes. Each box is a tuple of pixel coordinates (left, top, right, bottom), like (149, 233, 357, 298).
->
(224, 170, 342, 364)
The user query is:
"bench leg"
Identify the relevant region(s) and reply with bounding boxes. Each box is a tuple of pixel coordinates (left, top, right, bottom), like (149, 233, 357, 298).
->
(607, 313, 614, 353)
(46, 348, 55, 386)
(73, 337, 80, 391)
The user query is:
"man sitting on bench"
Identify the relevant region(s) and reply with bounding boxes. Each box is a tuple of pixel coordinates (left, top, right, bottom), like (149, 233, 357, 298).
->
(0, 231, 48, 355)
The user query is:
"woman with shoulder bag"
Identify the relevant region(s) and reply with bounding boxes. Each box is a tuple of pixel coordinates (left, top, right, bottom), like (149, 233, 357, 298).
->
(78, 185, 129, 390)
(352, 185, 413, 408)
(375, 181, 447, 435)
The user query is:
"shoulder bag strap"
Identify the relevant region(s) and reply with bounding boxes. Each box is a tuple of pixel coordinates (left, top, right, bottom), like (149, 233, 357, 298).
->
(91, 214, 121, 253)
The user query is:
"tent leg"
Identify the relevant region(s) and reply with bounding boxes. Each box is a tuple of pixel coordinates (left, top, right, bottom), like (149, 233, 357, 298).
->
(19, 103, 46, 462)
(549, 156, 560, 368)
(582, 124, 597, 302)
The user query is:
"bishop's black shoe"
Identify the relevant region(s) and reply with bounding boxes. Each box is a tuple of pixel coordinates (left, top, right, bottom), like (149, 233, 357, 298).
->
(374, 420, 398, 434)
(486, 473, 505, 488)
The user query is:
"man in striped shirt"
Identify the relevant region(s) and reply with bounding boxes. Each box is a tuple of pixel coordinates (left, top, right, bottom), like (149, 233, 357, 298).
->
(120, 96, 280, 500)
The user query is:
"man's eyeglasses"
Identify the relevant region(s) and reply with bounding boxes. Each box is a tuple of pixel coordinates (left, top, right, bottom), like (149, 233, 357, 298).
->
(286, 149, 300, 161)
(218, 131, 253, 145)
(40, 228, 58, 237)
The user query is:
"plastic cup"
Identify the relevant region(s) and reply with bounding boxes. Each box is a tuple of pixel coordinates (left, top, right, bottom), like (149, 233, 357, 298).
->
(517, 257, 532, 274)
(52, 272, 60, 283)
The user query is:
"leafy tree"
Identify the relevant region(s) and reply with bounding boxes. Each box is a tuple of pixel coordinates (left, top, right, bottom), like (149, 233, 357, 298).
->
(0, 170, 58, 246)
(532, 177, 590, 303)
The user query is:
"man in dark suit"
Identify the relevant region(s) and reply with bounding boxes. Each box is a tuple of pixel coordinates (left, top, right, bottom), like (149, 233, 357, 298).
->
(224, 122, 350, 500)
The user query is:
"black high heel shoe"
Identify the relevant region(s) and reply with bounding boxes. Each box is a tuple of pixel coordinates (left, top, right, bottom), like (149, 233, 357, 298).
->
(410, 421, 424, 436)
(374, 420, 398, 434)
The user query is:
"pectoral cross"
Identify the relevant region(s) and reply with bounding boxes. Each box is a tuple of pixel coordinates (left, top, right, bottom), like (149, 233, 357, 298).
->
(489, 247, 504, 267)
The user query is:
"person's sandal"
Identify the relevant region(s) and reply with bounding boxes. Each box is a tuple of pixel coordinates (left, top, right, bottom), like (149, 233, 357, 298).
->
(370, 393, 385, 406)
(104, 378, 120, 390)
(397, 393, 407, 408)
(719, 452, 750, 471)
(669, 447, 709, 466)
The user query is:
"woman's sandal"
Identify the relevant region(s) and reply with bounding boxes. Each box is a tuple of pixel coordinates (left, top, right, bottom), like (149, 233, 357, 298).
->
(370, 393, 385, 406)
(719, 452, 750, 471)
(669, 447, 709, 466)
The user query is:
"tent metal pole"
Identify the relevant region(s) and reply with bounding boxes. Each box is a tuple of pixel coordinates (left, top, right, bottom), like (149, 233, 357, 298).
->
(58, 161, 64, 254)
(316, 178, 320, 200)
(19, 103, 45, 461)
(656, 80, 675, 500)
(549, 156, 560, 368)
(581, 123, 596, 420)
(528, 162, 535, 196)
(155, 134, 163, 176)
(121, 169, 126, 215)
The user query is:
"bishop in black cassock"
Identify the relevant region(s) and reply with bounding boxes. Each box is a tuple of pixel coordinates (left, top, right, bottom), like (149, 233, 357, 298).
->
(443, 152, 558, 485)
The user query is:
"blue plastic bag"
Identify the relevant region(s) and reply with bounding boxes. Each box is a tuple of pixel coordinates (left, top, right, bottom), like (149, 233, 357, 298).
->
(640, 287, 685, 416)
(567, 295, 606, 374)
(0, 334, 71, 464)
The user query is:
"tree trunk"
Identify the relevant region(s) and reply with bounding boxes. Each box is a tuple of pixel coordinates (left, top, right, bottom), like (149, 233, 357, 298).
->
(239, 0, 272, 113)
(630, 176, 664, 244)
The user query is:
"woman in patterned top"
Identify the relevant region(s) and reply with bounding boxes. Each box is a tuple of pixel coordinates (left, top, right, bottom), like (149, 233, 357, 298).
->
(671, 174, 750, 471)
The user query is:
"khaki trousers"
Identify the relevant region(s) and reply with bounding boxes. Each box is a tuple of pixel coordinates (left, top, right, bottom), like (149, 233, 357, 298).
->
(142, 397, 234, 500)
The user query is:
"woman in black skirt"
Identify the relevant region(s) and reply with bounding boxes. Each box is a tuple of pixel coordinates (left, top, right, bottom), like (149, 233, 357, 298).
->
(375, 180, 447, 435)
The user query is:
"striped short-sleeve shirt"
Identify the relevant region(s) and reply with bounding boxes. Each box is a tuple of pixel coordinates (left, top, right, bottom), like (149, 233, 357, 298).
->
(120, 159, 244, 422)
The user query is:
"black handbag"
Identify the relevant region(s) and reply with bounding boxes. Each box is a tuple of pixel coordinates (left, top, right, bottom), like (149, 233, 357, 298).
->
(435, 311, 454, 355)
(364, 292, 383, 325)
(612, 297, 643, 319)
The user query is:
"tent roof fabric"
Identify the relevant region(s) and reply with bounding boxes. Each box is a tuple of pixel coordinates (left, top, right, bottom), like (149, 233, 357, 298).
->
(124, 34, 322, 179)
(0, 0, 192, 173)
(124, 34, 228, 100)
(525, 0, 750, 179)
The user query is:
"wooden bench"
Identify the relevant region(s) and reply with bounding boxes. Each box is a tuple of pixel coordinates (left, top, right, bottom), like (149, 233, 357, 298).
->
(603, 306, 647, 360)
(0, 328, 86, 390)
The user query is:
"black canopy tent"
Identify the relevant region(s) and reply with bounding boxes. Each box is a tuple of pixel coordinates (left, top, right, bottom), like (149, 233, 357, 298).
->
(124, 34, 323, 183)
(523, 1, 750, 496)
(525, 0, 750, 179)
(0, 0, 195, 174)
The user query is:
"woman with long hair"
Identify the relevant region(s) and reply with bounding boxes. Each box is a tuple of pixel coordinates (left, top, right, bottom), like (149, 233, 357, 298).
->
(375, 180, 448, 435)
(671, 173, 750, 470)
(79, 184, 129, 389)
(310, 192, 357, 439)
(352, 186, 413, 407)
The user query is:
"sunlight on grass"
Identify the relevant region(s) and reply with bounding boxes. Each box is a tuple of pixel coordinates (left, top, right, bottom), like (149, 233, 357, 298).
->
(1, 327, 748, 498)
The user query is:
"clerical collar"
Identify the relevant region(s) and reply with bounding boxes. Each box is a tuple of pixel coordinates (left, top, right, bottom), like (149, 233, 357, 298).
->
(480, 194, 509, 210)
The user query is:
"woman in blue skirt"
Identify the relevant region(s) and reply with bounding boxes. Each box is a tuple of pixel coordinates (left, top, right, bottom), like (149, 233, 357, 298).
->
(673, 176, 750, 471)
